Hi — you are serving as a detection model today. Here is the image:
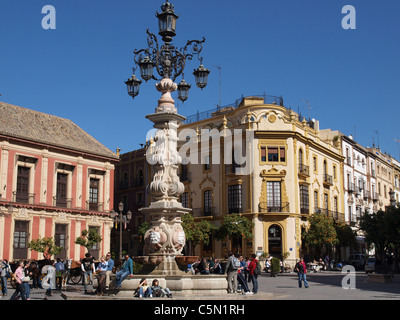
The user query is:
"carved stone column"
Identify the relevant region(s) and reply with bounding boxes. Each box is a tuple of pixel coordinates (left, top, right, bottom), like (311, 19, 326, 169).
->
(140, 77, 191, 275)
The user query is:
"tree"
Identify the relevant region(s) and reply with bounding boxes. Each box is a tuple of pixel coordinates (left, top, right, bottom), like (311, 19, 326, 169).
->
(334, 221, 358, 259)
(182, 213, 216, 256)
(358, 210, 386, 263)
(214, 213, 254, 253)
(75, 229, 102, 253)
(28, 237, 63, 259)
(303, 213, 337, 258)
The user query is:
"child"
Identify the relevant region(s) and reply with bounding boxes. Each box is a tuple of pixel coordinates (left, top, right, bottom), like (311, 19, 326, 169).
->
(151, 279, 172, 298)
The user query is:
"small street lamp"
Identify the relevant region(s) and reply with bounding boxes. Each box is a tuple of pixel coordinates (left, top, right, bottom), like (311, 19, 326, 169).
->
(110, 201, 132, 260)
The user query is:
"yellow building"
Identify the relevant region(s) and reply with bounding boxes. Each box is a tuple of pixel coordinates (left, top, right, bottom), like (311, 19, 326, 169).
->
(177, 96, 344, 265)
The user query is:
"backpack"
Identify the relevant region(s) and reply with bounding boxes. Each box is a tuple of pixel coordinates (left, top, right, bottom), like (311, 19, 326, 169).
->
(255, 261, 262, 276)
(232, 257, 241, 269)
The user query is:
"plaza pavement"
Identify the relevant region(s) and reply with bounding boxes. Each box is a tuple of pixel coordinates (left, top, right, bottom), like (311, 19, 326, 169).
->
(2, 270, 400, 301)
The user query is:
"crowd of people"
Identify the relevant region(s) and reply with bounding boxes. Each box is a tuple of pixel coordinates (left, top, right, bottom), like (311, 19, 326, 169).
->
(189, 251, 260, 295)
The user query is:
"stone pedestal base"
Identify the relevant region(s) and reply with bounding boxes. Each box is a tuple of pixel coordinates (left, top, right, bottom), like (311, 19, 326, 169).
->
(94, 274, 228, 297)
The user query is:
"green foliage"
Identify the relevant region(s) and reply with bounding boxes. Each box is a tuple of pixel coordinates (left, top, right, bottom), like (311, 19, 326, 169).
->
(28, 237, 63, 257)
(270, 257, 280, 273)
(359, 207, 400, 265)
(214, 213, 254, 240)
(182, 213, 216, 254)
(138, 221, 150, 242)
(132, 261, 143, 274)
(75, 229, 102, 253)
(303, 213, 337, 246)
(334, 221, 357, 249)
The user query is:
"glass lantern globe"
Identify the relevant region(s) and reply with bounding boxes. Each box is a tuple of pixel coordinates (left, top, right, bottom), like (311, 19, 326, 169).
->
(125, 74, 142, 98)
(193, 64, 210, 89)
(177, 78, 191, 102)
(156, 1, 179, 42)
(139, 56, 155, 82)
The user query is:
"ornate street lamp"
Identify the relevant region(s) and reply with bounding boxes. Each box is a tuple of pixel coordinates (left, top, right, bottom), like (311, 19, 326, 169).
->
(126, 0, 209, 102)
(110, 201, 132, 259)
(125, 0, 210, 276)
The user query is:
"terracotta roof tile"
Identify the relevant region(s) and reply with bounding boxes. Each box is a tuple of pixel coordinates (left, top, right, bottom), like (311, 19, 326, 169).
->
(0, 102, 119, 160)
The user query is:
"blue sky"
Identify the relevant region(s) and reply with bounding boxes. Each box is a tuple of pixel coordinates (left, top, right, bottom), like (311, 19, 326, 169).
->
(0, 0, 399, 159)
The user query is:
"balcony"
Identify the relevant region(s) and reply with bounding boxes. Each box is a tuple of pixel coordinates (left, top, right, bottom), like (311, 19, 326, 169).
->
(12, 192, 35, 205)
(372, 192, 379, 202)
(259, 202, 290, 213)
(364, 190, 371, 200)
(315, 207, 345, 222)
(323, 174, 333, 186)
(86, 201, 104, 212)
(298, 164, 310, 177)
(192, 207, 216, 217)
(53, 196, 73, 208)
(347, 182, 355, 193)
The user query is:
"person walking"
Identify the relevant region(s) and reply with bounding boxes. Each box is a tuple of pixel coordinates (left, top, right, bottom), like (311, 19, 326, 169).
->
(81, 253, 95, 294)
(115, 254, 133, 289)
(248, 254, 259, 294)
(22, 261, 31, 300)
(295, 257, 309, 288)
(0, 259, 11, 297)
(10, 260, 26, 300)
(105, 252, 114, 290)
(224, 251, 239, 294)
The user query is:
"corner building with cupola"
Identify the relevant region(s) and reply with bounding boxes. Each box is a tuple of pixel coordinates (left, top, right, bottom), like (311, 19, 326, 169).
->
(175, 96, 345, 266)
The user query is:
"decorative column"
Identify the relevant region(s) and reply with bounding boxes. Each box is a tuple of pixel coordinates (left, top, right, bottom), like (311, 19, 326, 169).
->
(139, 78, 191, 275)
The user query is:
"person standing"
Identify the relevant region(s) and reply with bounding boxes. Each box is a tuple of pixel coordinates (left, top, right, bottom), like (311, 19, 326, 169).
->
(95, 255, 108, 296)
(10, 261, 26, 300)
(43, 260, 56, 298)
(295, 257, 309, 288)
(237, 256, 252, 295)
(224, 251, 239, 294)
(81, 253, 95, 294)
(248, 254, 259, 294)
(115, 254, 133, 289)
(105, 252, 114, 290)
(54, 258, 65, 290)
(0, 259, 10, 297)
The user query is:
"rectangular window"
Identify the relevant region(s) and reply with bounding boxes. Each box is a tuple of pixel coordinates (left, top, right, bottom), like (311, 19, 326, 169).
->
(228, 184, 242, 214)
(181, 192, 189, 208)
(13, 220, 29, 259)
(268, 147, 279, 162)
(267, 181, 281, 211)
(203, 190, 212, 215)
(16, 166, 30, 203)
(56, 173, 68, 207)
(89, 178, 99, 211)
(261, 147, 266, 162)
(55, 224, 67, 259)
(299, 185, 309, 214)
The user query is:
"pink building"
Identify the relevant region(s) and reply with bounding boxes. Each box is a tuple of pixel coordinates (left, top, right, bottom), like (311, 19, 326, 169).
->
(0, 102, 119, 261)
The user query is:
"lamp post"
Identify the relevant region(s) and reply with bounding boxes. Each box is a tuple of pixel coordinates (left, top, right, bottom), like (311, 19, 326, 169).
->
(124, 1, 209, 275)
(110, 202, 132, 260)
